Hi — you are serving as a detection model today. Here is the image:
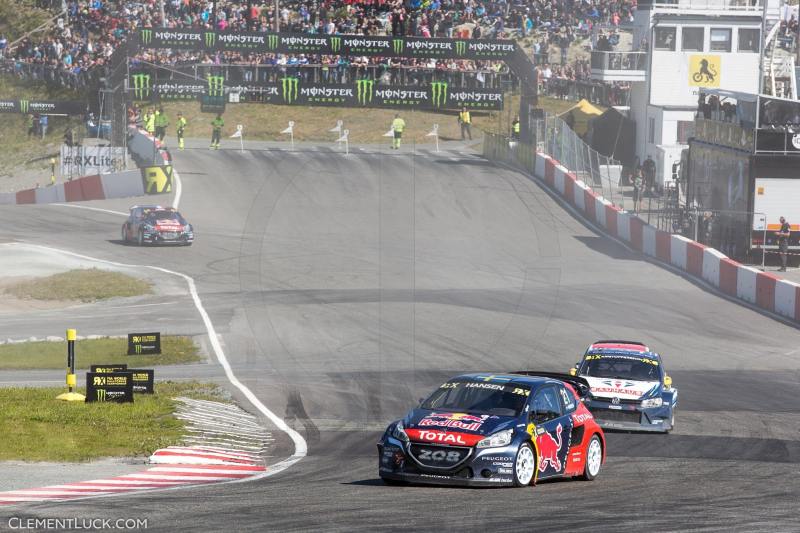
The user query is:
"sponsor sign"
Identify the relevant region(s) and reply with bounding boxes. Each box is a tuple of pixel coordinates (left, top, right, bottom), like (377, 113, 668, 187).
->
(133, 30, 516, 60)
(0, 99, 85, 115)
(127, 76, 504, 110)
(418, 412, 490, 432)
(141, 165, 173, 194)
(688, 55, 721, 88)
(90, 364, 128, 373)
(127, 332, 161, 355)
(85, 371, 134, 403)
(60, 145, 126, 176)
(129, 368, 155, 394)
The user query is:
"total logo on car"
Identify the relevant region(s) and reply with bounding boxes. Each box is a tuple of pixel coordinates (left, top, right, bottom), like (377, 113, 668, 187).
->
(569, 340, 678, 433)
(121, 205, 194, 246)
(377, 372, 606, 487)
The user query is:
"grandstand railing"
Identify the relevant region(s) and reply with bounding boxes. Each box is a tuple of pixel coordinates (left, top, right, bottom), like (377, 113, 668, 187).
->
(638, 0, 766, 11)
(590, 51, 648, 72)
(540, 77, 630, 108)
(129, 62, 518, 90)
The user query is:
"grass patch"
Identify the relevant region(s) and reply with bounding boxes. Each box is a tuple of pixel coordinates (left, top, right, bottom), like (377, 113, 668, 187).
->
(5, 268, 152, 303)
(0, 335, 203, 369)
(0, 381, 230, 462)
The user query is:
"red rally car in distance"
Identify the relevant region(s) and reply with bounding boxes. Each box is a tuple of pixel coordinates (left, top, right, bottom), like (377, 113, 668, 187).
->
(122, 205, 194, 246)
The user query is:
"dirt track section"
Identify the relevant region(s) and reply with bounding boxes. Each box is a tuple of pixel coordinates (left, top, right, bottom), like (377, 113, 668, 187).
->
(0, 145, 798, 531)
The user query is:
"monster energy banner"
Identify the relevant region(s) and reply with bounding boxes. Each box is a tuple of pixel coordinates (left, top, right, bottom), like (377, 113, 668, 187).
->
(85, 371, 134, 403)
(129, 75, 503, 110)
(134, 29, 516, 60)
(0, 99, 85, 115)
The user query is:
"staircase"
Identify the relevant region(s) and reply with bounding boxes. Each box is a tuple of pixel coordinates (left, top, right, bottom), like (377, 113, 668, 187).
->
(763, 0, 797, 99)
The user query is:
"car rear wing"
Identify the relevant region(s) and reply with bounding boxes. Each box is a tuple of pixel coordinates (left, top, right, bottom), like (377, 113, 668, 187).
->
(510, 371, 591, 399)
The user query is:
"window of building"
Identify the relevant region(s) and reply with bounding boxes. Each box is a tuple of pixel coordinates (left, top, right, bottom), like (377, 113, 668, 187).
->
(677, 121, 695, 144)
(682, 28, 704, 51)
(710, 28, 732, 52)
(648, 117, 656, 144)
(738, 28, 760, 52)
(654, 27, 677, 51)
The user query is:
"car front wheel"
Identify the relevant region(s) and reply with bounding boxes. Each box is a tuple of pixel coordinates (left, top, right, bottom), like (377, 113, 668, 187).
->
(581, 435, 603, 481)
(513, 442, 536, 487)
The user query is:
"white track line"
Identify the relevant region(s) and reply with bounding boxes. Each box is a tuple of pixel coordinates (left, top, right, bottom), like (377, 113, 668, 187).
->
(50, 204, 127, 217)
(171, 169, 183, 209)
(0, 242, 307, 486)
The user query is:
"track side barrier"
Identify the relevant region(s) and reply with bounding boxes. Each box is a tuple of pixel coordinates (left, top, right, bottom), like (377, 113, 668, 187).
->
(481, 132, 800, 325)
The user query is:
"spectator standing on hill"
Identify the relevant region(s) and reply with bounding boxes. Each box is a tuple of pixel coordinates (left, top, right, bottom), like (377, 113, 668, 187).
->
(210, 113, 224, 150)
(39, 114, 48, 139)
(26, 114, 35, 137)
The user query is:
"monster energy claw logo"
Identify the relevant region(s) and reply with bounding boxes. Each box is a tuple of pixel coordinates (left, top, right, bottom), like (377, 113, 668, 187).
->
(268, 34, 279, 50)
(132, 73, 151, 100)
(281, 77, 299, 103)
(431, 81, 448, 107)
(455, 41, 467, 56)
(330, 36, 341, 53)
(19, 100, 29, 113)
(204, 32, 216, 48)
(140, 29, 153, 45)
(207, 75, 224, 97)
(392, 39, 404, 54)
(96, 389, 107, 401)
(135, 344, 142, 354)
(356, 79, 374, 106)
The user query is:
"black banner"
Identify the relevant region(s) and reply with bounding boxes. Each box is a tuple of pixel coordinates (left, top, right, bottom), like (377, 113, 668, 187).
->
(85, 372, 134, 403)
(134, 29, 517, 60)
(129, 369, 155, 394)
(0, 99, 85, 115)
(127, 332, 161, 355)
(129, 75, 503, 110)
(91, 364, 128, 373)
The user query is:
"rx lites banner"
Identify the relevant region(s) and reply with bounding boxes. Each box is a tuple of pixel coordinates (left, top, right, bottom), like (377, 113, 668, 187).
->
(135, 29, 516, 60)
(128, 75, 504, 110)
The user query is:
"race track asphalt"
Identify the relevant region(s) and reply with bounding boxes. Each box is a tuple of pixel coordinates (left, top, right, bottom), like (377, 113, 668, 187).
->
(0, 143, 798, 532)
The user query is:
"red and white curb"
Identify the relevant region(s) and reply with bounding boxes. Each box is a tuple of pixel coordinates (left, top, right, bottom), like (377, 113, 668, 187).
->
(0, 459, 265, 505)
(0, 399, 271, 505)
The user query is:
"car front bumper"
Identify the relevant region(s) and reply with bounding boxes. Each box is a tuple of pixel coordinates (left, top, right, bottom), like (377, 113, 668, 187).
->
(586, 399, 673, 432)
(377, 435, 518, 487)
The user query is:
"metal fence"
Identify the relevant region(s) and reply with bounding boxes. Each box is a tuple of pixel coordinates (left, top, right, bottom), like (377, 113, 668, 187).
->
(540, 78, 630, 107)
(531, 114, 627, 210)
(128, 62, 518, 90)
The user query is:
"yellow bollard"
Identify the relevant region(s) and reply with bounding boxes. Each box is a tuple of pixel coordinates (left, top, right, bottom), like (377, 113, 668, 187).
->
(56, 328, 86, 402)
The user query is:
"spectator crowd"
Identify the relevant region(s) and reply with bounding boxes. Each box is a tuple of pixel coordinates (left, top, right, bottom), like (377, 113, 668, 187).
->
(2, 0, 636, 102)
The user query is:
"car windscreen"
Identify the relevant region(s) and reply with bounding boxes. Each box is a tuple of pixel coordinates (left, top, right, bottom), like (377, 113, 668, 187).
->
(420, 381, 530, 416)
(145, 211, 185, 224)
(580, 355, 661, 381)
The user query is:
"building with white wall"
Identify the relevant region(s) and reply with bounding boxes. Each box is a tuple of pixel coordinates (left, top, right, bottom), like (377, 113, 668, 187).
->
(591, 0, 781, 185)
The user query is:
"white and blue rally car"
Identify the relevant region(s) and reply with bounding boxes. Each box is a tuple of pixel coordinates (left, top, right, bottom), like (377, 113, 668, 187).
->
(569, 340, 677, 433)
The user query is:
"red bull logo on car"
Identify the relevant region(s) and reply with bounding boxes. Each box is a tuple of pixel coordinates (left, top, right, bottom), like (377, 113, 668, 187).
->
(418, 412, 489, 431)
(536, 424, 563, 472)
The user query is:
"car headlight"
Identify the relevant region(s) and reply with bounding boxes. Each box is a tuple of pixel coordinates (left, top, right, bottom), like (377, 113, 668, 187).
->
(641, 397, 663, 408)
(391, 421, 409, 443)
(476, 429, 513, 449)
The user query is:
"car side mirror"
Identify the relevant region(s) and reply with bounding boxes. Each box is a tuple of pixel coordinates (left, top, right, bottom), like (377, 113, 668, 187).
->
(569, 367, 577, 376)
(664, 375, 672, 388)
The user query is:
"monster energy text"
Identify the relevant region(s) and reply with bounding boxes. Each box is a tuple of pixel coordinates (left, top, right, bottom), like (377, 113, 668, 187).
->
(430, 81, 448, 108)
(132, 73, 151, 100)
(356, 79, 374, 106)
(207, 75, 225, 97)
(281, 77, 300, 103)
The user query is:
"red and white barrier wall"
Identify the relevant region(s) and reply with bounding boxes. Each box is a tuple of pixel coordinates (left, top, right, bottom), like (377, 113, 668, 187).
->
(0, 127, 170, 207)
(485, 136, 800, 325)
(0, 170, 144, 206)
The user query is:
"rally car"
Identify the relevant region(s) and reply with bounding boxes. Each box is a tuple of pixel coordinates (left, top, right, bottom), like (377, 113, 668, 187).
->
(569, 340, 677, 433)
(121, 205, 194, 246)
(378, 372, 605, 487)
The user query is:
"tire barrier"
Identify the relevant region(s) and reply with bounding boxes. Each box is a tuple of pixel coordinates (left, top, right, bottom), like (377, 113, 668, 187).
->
(482, 133, 800, 325)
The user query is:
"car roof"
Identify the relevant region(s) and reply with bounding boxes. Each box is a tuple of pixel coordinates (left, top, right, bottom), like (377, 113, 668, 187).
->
(589, 340, 649, 352)
(452, 373, 566, 387)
